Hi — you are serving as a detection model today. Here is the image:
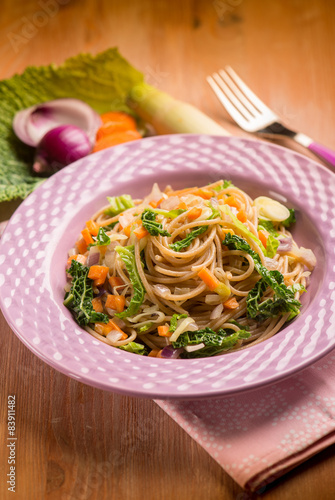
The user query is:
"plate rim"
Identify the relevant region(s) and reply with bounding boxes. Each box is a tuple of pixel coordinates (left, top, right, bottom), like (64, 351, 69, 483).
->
(1, 133, 335, 399)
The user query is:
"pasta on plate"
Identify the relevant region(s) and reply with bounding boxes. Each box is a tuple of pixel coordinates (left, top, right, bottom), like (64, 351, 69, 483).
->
(64, 180, 316, 359)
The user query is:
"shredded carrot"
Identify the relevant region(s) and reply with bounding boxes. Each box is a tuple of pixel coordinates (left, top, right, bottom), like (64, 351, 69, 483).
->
(105, 294, 126, 313)
(198, 268, 220, 291)
(92, 130, 142, 153)
(258, 229, 269, 248)
(236, 209, 247, 223)
(187, 207, 202, 221)
(167, 187, 198, 197)
(134, 225, 149, 239)
(86, 220, 99, 236)
(158, 325, 171, 337)
(109, 276, 124, 288)
(81, 228, 94, 246)
(92, 297, 103, 312)
(223, 297, 239, 310)
(76, 237, 87, 254)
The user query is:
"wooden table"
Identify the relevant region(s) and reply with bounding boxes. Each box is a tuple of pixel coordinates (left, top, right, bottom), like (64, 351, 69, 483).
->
(1, 1, 335, 498)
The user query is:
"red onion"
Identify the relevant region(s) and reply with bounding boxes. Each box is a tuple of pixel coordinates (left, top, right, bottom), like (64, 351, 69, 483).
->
(87, 249, 100, 267)
(13, 98, 101, 147)
(33, 125, 91, 175)
(277, 236, 293, 254)
(160, 346, 184, 359)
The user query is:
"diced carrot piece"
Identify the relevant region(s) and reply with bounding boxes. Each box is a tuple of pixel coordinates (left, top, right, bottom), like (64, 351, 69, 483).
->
(92, 130, 142, 153)
(76, 237, 88, 254)
(92, 297, 103, 312)
(134, 225, 149, 239)
(94, 319, 127, 337)
(156, 350, 164, 358)
(198, 268, 220, 291)
(123, 225, 132, 237)
(109, 276, 124, 288)
(86, 220, 99, 236)
(81, 228, 94, 246)
(67, 254, 78, 266)
(223, 297, 239, 310)
(237, 209, 247, 223)
(196, 188, 213, 200)
(148, 349, 161, 357)
(258, 229, 269, 248)
(187, 207, 202, 221)
(224, 195, 241, 209)
(105, 294, 126, 313)
(88, 265, 109, 287)
(158, 325, 171, 337)
(178, 201, 188, 210)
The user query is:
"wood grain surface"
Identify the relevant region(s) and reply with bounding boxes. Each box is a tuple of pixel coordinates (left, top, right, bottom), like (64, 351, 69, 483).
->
(1, 1, 335, 499)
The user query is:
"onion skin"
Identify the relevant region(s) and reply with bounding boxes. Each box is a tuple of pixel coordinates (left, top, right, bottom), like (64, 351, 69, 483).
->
(33, 125, 91, 176)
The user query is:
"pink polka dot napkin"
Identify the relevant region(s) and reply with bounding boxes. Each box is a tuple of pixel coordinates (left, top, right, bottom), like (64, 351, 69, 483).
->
(156, 349, 335, 491)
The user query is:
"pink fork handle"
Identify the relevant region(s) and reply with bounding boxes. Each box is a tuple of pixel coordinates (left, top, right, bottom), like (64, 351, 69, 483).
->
(308, 141, 335, 168)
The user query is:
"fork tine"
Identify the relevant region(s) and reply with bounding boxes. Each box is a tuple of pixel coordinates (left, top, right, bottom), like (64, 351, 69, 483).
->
(206, 75, 250, 127)
(211, 72, 254, 121)
(218, 69, 260, 116)
(224, 66, 272, 114)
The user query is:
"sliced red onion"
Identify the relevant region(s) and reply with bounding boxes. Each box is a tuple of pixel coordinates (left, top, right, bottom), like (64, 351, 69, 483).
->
(277, 236, 293, 254)
(13, 98, 101, 147)
(33, 125, 91, 175)
(87, 248, 100, 267)
(160, 345, 184, 359)
(95, 287, 107, 298)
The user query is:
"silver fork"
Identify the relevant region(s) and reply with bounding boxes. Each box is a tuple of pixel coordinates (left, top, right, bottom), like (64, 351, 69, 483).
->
(207, 66, 335, 168)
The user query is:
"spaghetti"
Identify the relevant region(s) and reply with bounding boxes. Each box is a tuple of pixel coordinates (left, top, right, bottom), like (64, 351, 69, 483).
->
(64, 180, 316, 358)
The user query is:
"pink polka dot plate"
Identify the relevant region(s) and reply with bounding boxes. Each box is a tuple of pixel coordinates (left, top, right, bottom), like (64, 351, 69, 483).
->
(0, 135, 334, 399)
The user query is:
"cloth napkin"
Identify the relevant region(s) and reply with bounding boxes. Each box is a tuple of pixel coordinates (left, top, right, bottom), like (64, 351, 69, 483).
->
(156, 348, 335, 490)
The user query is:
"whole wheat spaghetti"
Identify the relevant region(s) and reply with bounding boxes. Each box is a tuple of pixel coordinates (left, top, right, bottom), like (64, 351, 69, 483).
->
(64, 180, 316, 359)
